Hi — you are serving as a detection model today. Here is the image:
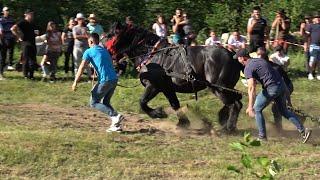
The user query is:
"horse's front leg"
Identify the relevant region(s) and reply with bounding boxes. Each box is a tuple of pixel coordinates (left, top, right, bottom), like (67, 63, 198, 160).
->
(140, 80, 167, 118)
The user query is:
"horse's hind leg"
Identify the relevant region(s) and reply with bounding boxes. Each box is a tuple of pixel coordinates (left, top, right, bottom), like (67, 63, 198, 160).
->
(215, 91, 242, 132)
(162, 89, 189, 127)
(140, 81, 167, 118)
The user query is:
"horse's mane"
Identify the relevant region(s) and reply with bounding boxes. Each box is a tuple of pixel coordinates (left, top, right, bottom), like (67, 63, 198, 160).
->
(110, 22, 160, 57)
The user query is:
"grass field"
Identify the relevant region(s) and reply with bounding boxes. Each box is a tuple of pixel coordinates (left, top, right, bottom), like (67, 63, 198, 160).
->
(0, 51, 320, 179)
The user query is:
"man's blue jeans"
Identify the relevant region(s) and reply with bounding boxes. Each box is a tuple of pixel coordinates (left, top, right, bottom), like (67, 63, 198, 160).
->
(253, 83, 304, 138)
(90, 80, 118, 117)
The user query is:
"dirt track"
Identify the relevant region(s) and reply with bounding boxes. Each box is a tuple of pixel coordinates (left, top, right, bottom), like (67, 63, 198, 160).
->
(1, 103, 319, 141)
(0, 103, 215, 136)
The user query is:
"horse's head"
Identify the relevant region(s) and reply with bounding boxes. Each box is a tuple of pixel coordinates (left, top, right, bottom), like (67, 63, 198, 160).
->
(106, 22, 161, 62)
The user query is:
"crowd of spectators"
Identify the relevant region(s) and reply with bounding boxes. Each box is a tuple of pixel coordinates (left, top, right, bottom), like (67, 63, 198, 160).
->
(0, 6, 319, 82)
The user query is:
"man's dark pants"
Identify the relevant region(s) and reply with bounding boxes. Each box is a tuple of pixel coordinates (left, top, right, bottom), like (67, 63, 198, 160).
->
(21, 42, 37, 79)
(1, 38, 16, 67)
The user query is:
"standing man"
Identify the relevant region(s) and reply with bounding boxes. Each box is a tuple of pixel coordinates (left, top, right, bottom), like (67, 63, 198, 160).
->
(271, 9, 291, 54)
(73, 13, 91, 79)
(87, 14, 104, 36)
(306, 12, 320, 80)
(235, 48, 311, 143)
(171, 8, 185, 45)
(11, 9, 37, 80)
(300, 15, 311, 76)
(0, 7, 16, 71)
(72, 33, 124, 132)
(247, 6, 268, 53)
(0, 22, 4, 80)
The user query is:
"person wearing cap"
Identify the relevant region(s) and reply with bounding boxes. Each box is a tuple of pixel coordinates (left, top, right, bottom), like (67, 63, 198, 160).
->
(87, 14, 104, 37)
(300, 15, 312, 75)
(271, 9, 291, 54)
(73, 13, 91, 79)
(0, 22, 4, 80)
(235, 48, 311, 143)
(305, 12, 320, 80)
(11, 9, 37, 80)
(0, 6, 16, 72)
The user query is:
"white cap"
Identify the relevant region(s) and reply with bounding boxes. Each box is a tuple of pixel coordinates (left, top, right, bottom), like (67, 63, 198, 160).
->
(76, 13, 85, 19)
(2, 7, 9, 12)
(88, 13, 97, 19)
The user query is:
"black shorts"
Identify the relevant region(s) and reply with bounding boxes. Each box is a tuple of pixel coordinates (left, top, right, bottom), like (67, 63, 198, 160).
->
(249, 38, 265, 53)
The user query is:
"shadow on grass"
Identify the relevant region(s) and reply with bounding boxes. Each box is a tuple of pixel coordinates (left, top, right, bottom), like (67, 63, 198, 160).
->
(121, 127, 162, 135)
(288, 68, 307, 79)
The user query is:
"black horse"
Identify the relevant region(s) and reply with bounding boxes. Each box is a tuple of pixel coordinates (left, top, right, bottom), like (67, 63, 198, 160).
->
(107, 22, 243, 132)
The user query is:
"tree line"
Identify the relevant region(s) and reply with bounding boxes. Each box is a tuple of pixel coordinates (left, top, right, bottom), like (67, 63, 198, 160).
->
(1, 0, 319, 38)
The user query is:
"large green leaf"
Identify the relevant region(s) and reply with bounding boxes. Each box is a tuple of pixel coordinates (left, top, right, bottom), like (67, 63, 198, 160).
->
(244, 132, 251, 143)
(230, 142, 245, 151)
(241, 154, 253, 168)
(257, 157, 270, 167)
(261, 174, 273, 180)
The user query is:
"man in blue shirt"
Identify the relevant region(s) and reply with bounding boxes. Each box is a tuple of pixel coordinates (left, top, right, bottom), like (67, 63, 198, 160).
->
(235, 48, 311, 143)
(72, 33, 124, 132)
(0, 7, 16, 71)
(87, 14, 104, 36)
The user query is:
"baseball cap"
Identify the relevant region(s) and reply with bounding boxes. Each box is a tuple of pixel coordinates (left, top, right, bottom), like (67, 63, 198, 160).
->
(76, 13, 85, 19)
(313, 12, 320, 18)
(233, 48, 250, 59)
(24, 9, 34, 14)
(2, 7, 9, 12)
(88, 13, 97, 20)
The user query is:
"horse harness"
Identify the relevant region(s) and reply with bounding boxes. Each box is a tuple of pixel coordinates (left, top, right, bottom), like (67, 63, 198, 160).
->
(162, 46, 320, 124)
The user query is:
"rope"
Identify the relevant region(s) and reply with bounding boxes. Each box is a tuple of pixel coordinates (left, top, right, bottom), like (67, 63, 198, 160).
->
(116, 83, 141, 88)
(166, 69, 320, 124)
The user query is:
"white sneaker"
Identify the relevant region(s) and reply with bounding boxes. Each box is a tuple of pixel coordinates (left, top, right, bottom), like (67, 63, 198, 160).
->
(308, 73, 314, 80)
(317, 75, 320, 80)
(7, 66, 14, 71)
(111, 114, 124, 127)
(106, 125, 122, 132)
(0, 75, 5, 80)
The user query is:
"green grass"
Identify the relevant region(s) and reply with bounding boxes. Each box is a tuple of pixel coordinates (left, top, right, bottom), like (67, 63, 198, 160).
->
(0, 50, 320, 179)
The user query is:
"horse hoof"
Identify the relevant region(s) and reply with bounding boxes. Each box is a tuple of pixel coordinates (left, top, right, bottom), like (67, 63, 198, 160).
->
(148, 107, 167, 118)
(177, 115, 190, 128)
(220, 126, 237, 135)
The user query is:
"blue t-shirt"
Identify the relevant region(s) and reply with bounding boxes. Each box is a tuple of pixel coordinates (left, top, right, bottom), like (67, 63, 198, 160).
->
(87, 23, 104, 36)
(0, 16, 15, 39)
(244, 58, 281, 88)
(83, 45, 117, 82)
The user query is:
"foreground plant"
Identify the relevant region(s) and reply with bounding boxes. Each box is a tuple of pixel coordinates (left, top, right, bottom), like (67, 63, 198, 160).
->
(227, 132, 281, 179)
